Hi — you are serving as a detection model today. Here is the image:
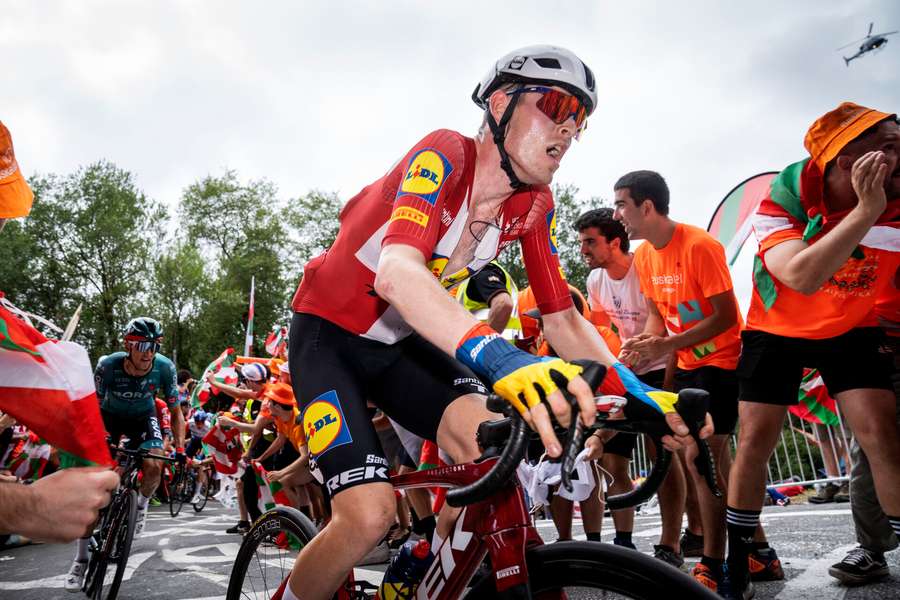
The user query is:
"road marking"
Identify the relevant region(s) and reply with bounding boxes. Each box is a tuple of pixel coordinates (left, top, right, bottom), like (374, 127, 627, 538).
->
(0, 551, 154, 590)
(162, 543, 241, 564)
(159, 537, 170, 546)
(775, 543, 856, 600)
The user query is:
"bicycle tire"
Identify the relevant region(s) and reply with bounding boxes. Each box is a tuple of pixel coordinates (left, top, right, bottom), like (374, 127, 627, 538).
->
(225, 506, 319, 600)
(169, 465, 186, 517)
(465, 541, 718, 599)
(85, 489, 138, 600)
(193, 471, 211, 512)
(99, 489, 138, 600)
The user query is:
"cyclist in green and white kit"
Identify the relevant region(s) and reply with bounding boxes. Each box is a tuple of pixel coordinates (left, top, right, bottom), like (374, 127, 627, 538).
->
(65, 317, 186, 592)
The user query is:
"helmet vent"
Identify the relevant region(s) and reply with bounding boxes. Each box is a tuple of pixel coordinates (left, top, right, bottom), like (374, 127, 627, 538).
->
(583, 63, 595, 91)
(534, 57, 562, 69)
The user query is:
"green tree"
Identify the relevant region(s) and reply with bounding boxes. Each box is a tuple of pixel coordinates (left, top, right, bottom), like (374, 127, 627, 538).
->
(282, 189, 342, 282)
(178, 171, 292, 367)
(152, 240, 208, 369)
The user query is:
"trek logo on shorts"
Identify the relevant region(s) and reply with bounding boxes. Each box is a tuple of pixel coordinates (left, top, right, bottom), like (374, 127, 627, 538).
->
(303, 390, 353, 457)
(546, 209, 559, 255)
(390, 206, 429, 228)
(398, 148, 453, 206)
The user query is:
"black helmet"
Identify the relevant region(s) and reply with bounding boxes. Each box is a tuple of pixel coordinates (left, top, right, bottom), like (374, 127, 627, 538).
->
(123, 317, 164, 341)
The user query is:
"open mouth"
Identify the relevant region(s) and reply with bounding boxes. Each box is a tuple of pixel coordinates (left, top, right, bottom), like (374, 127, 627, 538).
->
(546, 143, 564, 161)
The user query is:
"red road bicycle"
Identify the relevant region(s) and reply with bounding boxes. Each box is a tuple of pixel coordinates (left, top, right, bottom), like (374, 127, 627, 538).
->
(226, 362, 720, 599)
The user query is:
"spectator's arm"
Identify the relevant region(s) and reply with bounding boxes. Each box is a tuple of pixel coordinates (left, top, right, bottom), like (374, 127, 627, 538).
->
(486, 291, 513, 334)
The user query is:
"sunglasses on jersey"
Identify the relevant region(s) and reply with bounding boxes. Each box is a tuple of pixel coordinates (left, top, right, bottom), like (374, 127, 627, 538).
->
(126, 340, 161, 353)
(507, 86, 588, 135)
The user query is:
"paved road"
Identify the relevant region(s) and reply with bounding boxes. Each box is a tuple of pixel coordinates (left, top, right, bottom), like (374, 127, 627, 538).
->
(1, 500, 898, 599)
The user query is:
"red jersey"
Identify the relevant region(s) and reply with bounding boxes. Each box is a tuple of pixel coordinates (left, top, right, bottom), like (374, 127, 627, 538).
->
(291, 129, 573, 344)
(154, 398, 172, 435)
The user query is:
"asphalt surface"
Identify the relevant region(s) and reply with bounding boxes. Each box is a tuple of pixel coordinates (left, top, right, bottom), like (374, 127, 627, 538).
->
(1, 499, 898, 599)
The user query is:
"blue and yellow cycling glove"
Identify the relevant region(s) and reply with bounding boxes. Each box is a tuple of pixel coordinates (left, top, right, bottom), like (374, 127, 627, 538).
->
(456, 323, 582, 416)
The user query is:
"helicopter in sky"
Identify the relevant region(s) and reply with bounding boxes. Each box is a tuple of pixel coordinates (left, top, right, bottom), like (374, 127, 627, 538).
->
(838, 22, 897, 66)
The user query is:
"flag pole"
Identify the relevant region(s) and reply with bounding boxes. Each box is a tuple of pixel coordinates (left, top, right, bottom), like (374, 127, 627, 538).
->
(243, 276, 255, 356)
(61, 303, 83, 342)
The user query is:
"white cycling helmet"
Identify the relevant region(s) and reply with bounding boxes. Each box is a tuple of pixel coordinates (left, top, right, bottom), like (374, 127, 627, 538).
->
(472, 45, 597, 116)
(472, 45, 597, 189)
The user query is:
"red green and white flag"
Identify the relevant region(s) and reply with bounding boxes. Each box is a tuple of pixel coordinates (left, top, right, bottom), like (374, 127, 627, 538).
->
(789, 368, 840, 426)
(243, 276, 255, 357)
(190, 347, 237, 408)
(251, 460, 291, 512)
(2, 430, 51, 481)
(264, 324, 288, 357)
(707, 172, 778, 266)
(202, 421, 244, 477)
(0, 296, 113, 467)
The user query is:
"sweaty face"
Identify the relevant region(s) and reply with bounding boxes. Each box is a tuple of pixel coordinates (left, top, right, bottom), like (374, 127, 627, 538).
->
(579, 227, 615, 269)
(502, 89, 579, 185)
(613, 189, 646, 240)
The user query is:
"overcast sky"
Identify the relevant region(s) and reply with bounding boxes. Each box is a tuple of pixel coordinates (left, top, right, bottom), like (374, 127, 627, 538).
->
(3, 0, 899, 308)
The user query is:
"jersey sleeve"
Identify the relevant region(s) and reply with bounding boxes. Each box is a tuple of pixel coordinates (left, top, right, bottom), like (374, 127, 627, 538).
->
(519, 188, 573, 316)
(94, 359, 109, 401)
(468, 263, 510, 304)
(382, 130, 469, 260)
(161, 358, 179, 408)
(690, 234, 735, 298)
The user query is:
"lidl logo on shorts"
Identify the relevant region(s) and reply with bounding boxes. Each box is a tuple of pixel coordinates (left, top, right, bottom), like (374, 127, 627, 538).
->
(302, 390, 352, 457)
(546, 209, 559, 255)
(398, 148, 453, 205)
(390, 206, 429, 228)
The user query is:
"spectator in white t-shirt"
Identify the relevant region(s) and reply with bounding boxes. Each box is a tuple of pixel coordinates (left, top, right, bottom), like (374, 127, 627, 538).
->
(575, 208, 695, 566)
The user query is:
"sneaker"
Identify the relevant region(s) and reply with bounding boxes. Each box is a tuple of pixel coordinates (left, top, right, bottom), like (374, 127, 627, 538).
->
(133, 505, 148, 536)
(748, 547, 784, 581)
(388, 528, 411, 551)
(828, 547, 889, 585)
(64, 560, 87, 593)
(833, 481, 851, 503)
(690, 563, 720, 593)
(148, 496, 162, 507)
(808, 482, 839, 504)
(226, 521, 250, 534)
(356, 540, 390, 566)
(653, 544, 685, 570)
(680, 529, 704, 558)
(190, 491, 202, 504)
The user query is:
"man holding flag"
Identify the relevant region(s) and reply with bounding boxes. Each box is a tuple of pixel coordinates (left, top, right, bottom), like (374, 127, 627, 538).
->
(0, 295, 119, 543)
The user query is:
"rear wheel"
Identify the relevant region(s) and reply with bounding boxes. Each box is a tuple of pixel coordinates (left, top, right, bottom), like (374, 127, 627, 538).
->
(193, 469, 212, 512)
(225, 506, 319, 600)
(465, 541, 718, 599)
(169, 465, 187, 517)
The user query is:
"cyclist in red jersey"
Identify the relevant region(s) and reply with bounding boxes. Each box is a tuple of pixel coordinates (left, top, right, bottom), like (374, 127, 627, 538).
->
(286, 46, 713, 600)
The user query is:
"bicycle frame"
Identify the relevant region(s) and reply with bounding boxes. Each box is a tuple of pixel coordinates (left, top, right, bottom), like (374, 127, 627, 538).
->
(389, 459, 543, 599)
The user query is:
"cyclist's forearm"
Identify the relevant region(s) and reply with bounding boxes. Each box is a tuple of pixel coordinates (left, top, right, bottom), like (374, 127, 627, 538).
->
(542, 307, 617, 365)
(171, 409, 186, 448)
(374, 244, 482, 355)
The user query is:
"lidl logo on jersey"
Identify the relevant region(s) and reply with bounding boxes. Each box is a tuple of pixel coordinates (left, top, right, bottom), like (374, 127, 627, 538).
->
(390, 206, 429, 228)
(398, 148, 453, 205)
(302, 390, 352, 457)
(546, 209, 559, 255)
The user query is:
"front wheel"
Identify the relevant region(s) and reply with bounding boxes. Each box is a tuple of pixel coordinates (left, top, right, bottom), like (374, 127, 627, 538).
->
(85, 489, 138, 600)
(193, 469, 212, 512)
(225, 506, 319, 600)
(465, 541, 718, 599)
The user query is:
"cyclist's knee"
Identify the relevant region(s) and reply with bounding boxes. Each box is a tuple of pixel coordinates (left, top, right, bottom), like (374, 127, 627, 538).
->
(331, 484, 395, 542)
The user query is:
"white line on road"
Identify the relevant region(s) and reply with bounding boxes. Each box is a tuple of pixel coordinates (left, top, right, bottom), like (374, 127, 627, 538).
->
(775, 543, 857, 600)
(0, 551, 155, 590)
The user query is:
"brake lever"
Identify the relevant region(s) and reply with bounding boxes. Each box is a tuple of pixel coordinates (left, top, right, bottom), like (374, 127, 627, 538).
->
(675, 388, 721, 498)
(552, 360, 606, 493)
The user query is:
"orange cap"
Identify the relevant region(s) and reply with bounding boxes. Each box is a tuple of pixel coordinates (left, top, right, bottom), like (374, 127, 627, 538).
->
(804, 102, 895, 174)
(263, 382, 296, 407)
(0, 122, 34, 219)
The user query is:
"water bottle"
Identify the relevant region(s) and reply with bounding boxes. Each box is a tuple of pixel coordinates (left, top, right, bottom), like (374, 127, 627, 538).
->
(376, 539, 434, 600)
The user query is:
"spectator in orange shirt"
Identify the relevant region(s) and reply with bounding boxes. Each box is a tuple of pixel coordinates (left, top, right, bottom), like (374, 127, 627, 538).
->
(613, 170, 773, 592)
(726, 104, 900, 594)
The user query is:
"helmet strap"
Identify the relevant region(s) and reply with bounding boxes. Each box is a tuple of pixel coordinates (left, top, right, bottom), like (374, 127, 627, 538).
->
(486, 92, 526, 190)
